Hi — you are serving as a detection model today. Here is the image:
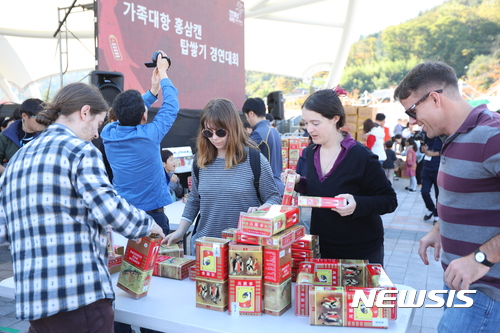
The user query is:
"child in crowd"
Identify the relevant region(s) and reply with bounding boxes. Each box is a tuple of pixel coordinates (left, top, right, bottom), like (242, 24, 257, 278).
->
(382, 140, 397, 185)
(404, 137, 418, 192)
(162, 149, 184, 202)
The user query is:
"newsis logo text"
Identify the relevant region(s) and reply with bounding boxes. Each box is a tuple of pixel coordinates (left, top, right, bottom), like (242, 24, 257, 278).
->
(352, 289, 476, 308)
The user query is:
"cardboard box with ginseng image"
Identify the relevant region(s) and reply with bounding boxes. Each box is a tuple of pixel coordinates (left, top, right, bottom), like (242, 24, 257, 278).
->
(195, 277, 229, 312)
(263, 277, 292, 316)
(195, 237, 230, 281)
(229, 242, 262, 277)
(116, 233, 162, 299)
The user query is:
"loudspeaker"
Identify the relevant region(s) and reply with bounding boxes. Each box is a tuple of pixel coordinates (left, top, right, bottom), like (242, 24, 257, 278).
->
(90, 71, 124, 106)
(267, 91, 284, 120)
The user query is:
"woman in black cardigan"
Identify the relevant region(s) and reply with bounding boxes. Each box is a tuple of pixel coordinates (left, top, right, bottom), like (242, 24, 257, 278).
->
(282, 89, 397, 266)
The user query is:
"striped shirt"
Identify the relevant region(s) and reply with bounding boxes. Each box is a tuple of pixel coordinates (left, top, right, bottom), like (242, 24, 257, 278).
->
(438, 104, 500, 300)
(0, 124, 154, 320)
(182, 149, 281, 241)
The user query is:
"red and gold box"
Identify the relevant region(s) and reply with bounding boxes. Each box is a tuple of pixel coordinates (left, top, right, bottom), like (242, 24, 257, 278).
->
(300, 137, 310, 148)
(260, 205, 300, 229)
(153, 255, 196, 280)
(282, 158, 289, 171)
(282, 174, 296, 205)
(313, 260, 340, 286)
(309, 286, 344, 326)
(340, 259, 367, 287)
(288, 159, 298, 171)
(281, 147, 288, 158)
(116, 261, 154, 299)
(292, 257, 306, 269)
(196, 237, 230, 281)
(309, 286, 389, 328)
(196, 277, 228, 312)
(289, 138, 300, 150)
(364, 264, 397, 320)
(298, 196, 347, 208)
(159, 243, 184, 257)
(221, 228, 237, 240)
(122, 234, 162, 271)
(288, 149, 300, 160)
(263, 246, 291, 284)
(228, 277, 263, 315)
(108, 245, 124, 274)
(229, 242, 262, 277)
(108, 255, 123, 274)
(292, 234, 319, 250)
(234, 224, 305, 250)
(264, 278, 292, 316)
(239, 205, 299, 237)
(295, 283, 311, 316)
(281, 138, 289, 148)
(343, 288, 389, 328)
(189, 265, 196, 281)
(291, 246, 321, 260)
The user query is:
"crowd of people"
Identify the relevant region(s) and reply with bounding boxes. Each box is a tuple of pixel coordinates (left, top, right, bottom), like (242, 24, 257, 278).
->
(0, 59, 498, 333)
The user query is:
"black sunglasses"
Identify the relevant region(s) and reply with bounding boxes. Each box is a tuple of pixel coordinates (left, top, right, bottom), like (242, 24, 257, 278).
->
(202, 128, 227, 138)
(405, 89, 443, 119)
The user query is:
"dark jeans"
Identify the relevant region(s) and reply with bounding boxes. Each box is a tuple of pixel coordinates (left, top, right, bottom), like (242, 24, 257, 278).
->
(416, 159, 424, 185)
(147, 211, 169, 236)
(29, 298, 114, 333)
(421, 170, 439, 216)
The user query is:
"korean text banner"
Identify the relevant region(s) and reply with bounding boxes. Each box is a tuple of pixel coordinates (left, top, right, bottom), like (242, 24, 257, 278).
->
(97, 0, 245, 109)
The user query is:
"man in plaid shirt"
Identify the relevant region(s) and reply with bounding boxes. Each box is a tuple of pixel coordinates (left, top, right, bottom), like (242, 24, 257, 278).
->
(0, 82, 165, 332)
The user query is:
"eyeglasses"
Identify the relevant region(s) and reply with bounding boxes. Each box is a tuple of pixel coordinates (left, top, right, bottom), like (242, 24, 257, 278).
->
(405, 89, 443, 119)
(202, 128, 227, 138)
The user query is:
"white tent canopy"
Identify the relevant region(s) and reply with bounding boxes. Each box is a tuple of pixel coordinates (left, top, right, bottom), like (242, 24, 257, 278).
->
(0, 0, 363, 103)
(0, 0, 449, 103)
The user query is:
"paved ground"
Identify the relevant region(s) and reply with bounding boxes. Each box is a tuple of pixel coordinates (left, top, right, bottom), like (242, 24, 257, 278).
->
(0, 177, 443, 333)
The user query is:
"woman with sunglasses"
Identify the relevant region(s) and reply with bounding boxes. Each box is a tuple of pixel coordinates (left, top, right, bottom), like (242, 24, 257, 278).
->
(163, 98, 281, 251)
(281, 89, 397, 266)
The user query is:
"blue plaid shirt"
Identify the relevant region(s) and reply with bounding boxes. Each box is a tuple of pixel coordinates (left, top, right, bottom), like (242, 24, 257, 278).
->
(0, 123, 154, 320)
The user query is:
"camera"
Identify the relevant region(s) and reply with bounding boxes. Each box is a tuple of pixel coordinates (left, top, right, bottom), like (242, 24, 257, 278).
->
(144, 51, 171, 68)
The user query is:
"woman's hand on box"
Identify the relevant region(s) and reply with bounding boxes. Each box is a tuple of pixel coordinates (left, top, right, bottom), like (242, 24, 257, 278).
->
(331, 194, 356, 216)
(163, 229, 183, 246)
(280, 169, 299, 184)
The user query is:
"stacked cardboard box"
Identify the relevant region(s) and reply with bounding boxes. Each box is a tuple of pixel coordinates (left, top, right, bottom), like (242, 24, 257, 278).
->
(116, 234, 162, 299)
(291, 234, 320, 282)
(356, 106, 378, 144)
(343, 105, 358, 140)
(204, 206, 305, 316)
(221, 228, 238, 241)
(153, 255, 195, 280)
(159, 243, 184, 257)
(294, 259, 397, 328)
(228, 242, 263, 316)
(108, 245, 124, 274)
(281, 136, 309, 171)
(195, 237, 230, 312)
(281, 138, 289, 171)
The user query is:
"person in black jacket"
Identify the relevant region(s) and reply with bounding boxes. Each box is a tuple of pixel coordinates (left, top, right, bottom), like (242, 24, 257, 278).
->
(281, 89, 397, 266)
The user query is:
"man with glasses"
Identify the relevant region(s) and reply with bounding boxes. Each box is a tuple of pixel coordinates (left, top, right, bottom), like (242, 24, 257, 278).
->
(394, 61, 500, 333)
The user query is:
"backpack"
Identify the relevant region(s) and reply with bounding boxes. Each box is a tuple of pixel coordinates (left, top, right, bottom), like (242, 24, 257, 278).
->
(191, 148, 262, 234)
